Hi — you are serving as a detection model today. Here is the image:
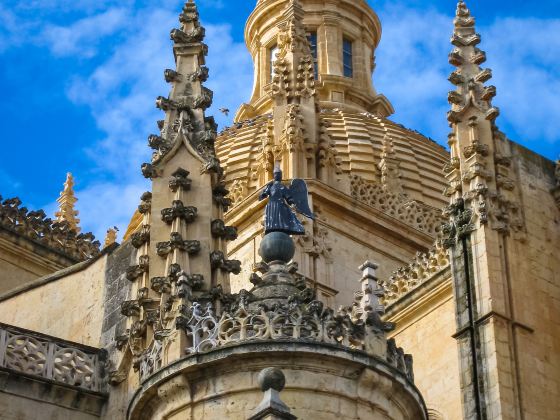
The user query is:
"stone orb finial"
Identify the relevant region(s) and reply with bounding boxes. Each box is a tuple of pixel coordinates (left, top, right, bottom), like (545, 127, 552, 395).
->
(258, 367, 286, 392)
(259, 232, 295, 263)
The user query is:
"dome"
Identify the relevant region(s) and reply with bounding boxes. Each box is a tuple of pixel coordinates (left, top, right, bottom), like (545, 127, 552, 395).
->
(217, 110, 450, 213)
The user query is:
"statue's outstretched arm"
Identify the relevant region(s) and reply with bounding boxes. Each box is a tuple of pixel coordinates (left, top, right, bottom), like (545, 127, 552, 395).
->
(259, 183, 271, 201)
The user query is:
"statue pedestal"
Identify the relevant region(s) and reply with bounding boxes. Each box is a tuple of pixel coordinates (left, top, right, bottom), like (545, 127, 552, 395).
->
(258, 232, 295, 264)
(250, 232, 300, 310)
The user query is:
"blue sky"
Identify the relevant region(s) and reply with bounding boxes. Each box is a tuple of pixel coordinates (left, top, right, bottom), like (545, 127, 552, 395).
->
(0, 0, 558, 241)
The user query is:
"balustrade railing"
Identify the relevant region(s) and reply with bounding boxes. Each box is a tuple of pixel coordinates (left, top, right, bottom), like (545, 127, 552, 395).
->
(0, 323, 107, 393)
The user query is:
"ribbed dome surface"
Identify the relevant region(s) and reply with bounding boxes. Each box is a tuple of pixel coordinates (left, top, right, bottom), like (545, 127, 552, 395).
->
(216, 110, 450, 211)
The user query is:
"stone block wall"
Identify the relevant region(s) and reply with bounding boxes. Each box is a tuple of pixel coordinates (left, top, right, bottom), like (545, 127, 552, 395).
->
(386, 280, 462, 420)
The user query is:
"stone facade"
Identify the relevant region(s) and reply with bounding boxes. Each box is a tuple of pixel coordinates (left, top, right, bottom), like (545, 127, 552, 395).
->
(0, 0, 558, 419)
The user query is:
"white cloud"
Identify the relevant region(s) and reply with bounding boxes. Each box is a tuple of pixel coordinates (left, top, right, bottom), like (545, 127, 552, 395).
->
(375, 5, 452, 143)
(75, 181, 148, 241)
(374, 6, 560, 150)
(0, 5, 29, 52)
(42, 8, 128, 57)
(484, 17, 560, 144)
(59, 6, 252, 238)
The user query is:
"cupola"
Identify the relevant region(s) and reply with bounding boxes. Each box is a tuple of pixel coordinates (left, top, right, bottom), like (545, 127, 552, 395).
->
(236, 0, 394, 120)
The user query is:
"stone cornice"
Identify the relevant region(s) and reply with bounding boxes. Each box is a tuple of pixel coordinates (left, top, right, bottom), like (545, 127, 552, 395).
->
(0, 228, 76, 271)
(383, 266, 452, 332)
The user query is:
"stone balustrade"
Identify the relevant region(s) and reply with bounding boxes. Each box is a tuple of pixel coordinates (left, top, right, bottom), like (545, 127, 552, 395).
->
(0, 323, 107, 393)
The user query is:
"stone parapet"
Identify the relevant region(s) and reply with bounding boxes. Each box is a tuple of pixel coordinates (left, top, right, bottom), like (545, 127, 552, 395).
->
(380, 240, 450, 307)
(0, 196, 101, 262)
(0, 322, 108, 393)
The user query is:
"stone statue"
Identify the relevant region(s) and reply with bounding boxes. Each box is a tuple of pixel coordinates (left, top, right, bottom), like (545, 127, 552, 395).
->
(259, 165, 314, 235)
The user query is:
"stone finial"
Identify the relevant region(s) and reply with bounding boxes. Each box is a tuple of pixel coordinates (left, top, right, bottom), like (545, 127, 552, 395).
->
(104, 227, 119, 248)
(55, 172, 81, 233)
(357, 261, 385, 318)
(248, 368, 296, 420)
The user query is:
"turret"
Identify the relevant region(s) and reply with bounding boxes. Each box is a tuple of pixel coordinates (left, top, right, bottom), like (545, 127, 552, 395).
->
(236, 0, 393, 121)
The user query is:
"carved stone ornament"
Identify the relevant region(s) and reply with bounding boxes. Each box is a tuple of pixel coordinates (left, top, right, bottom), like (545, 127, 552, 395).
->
(0, 196, 101, 261)
(350, 176, 445, 236)
(169, 168, 192, 192)
(151, 277, 172, 294)
(187, 66, 209, 82)
(442, 198, 475, 249)
(161, 201, 197, 224)
(130, 225, 150, 249)
(126, 255, 149, 282)
(170, 26, 205, 45)
(212, 183, 232, 211)
(211, 219, 238, 241)
(210, 251, 242, 274)
(156, 233, 201, 257)
(0, 324, 106, 393)
(138, 192, 153, 215)
(380, 241, 450, 306)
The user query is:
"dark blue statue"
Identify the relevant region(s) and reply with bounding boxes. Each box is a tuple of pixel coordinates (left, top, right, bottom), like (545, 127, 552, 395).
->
(259, 166, 315, 235)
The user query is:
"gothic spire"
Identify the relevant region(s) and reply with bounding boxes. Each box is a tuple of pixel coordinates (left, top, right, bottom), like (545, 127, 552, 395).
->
(143, 0, 220, 175)
(55, 172, 81, 233)
(118, 0, 239, 379)
(447, 0, 499, 125)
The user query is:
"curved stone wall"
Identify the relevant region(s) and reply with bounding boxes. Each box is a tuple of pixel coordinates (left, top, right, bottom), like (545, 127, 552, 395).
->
(128, 342, 427, 420)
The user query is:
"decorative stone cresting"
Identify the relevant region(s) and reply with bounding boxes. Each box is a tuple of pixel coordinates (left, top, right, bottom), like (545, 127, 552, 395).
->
(0, 323, 106, 393)
(0, 196, 101, 261)
(379, 240, 450, 307)
(174, 241, 414, 383)
(350, 175, 446, 236)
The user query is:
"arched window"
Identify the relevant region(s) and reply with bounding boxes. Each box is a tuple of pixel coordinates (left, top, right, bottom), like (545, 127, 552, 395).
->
(307, 31, 318, 79)
(270, 44, 279, 81)
(343, 37, 353, 78)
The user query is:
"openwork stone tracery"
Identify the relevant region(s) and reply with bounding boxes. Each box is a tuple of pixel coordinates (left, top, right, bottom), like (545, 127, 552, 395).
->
(350, 175, 446, 236)
(0, 324, 106, 392)
(173, 258, 414, 384)
(380, 240, 450, 306)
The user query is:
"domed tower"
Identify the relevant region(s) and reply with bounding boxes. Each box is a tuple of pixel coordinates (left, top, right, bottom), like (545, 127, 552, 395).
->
(216, 0, 450, 307)
(237, 0, 393, 119)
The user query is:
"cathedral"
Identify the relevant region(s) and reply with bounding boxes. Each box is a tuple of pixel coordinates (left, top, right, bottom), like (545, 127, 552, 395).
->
(0, 0, 558, 419)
